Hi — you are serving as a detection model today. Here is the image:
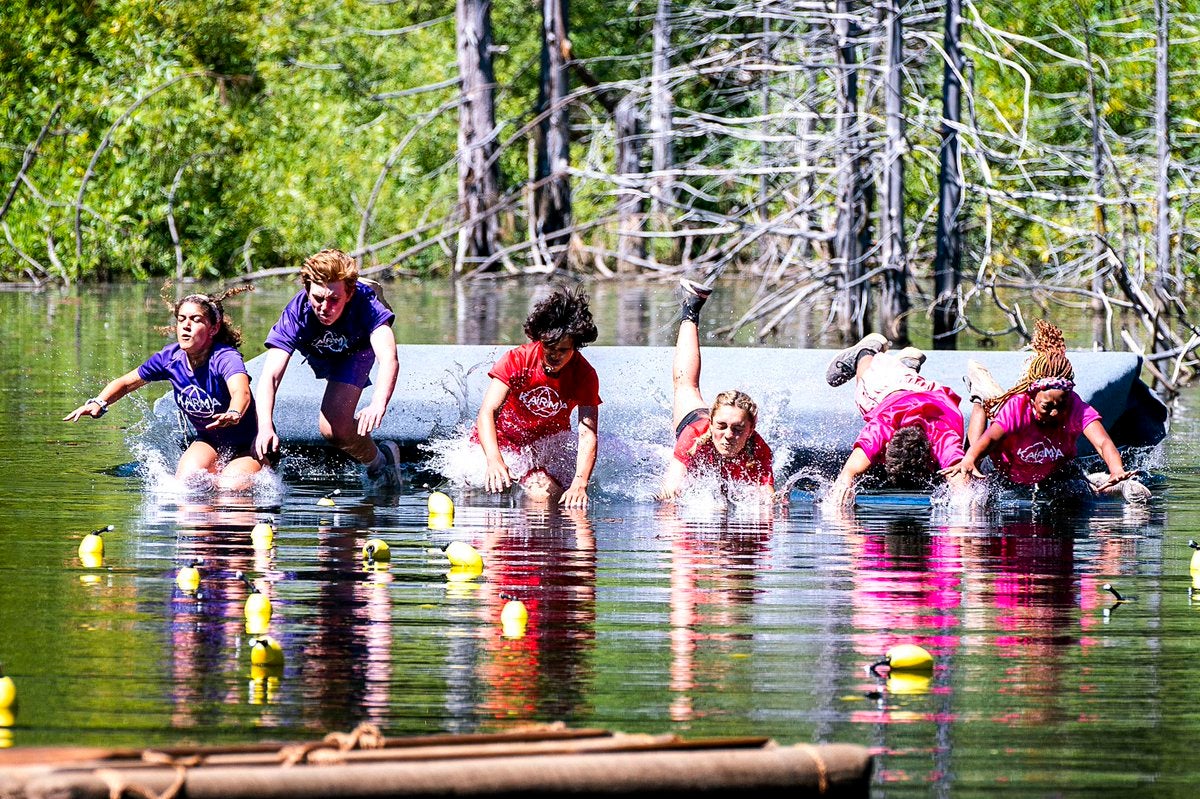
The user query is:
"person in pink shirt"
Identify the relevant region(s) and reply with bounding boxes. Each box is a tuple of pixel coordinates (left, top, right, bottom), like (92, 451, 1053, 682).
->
(945, 321, 1144, 500)
(473, 286, 601, 508)
(659, 279, 774, 501)
(825, 334, 968, 507)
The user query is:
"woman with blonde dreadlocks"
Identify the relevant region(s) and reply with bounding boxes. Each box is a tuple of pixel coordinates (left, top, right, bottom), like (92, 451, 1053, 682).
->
(64, 285, 269, 490)
(659, 279, 774, 501)
(944, 321, 1143, 498)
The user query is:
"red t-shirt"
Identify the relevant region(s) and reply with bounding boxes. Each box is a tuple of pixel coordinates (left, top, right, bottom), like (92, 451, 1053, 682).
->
(673, 416, 774, 487)
(482, 341, 602, 449)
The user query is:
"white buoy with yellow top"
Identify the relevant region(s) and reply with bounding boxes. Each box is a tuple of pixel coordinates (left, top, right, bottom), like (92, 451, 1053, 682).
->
(78, 525, 112, 559)
(869, 643, 933, 677)
(251, 518, 275, 549)
(175, 561, 202, 593)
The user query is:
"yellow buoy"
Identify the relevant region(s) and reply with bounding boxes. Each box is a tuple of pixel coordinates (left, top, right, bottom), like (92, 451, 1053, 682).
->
(443, 541, 483, 569)
(870, 643, 933, 676)
(427, 491, 454, 516)
(500, 595, 528, 639)
(251, 518, 275, 549)
(78, 525, 112, 558)
(428, 512, 453, 530)
(238, 571, 272, 627)
(1189, 540, 1200, 573)
(175, 561, 202, 593)
(446, 562, 484, 583)
(317, 489, 340, 507)
(0, 665, 15, 710)
(249, 636, 284, 667)
(79, 551, 103, 571)
(886, 672, 932, 695)
(362, 538, 391, 564)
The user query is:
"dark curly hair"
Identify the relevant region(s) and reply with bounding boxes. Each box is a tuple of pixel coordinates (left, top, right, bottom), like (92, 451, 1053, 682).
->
(883, 425, 938, 489)
(523, 286, 598, 347)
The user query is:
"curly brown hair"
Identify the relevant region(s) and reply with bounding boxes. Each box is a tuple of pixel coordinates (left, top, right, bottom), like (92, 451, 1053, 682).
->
(883, 425, 937, 488)
(982, 320, 1074, 418)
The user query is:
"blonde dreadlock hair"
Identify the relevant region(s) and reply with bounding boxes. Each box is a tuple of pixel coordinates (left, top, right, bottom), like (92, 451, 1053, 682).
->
(982, 320, 1075, 418)
(159, 282, 255, 348)
(686, 390, 759, 458)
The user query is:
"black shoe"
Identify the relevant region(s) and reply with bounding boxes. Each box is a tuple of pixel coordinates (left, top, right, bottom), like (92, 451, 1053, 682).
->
(825, 333, 889, 387)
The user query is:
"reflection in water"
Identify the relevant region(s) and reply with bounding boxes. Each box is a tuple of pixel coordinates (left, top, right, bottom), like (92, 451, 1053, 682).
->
(469, 507, 597, 724)
(663, 506, 771, 723)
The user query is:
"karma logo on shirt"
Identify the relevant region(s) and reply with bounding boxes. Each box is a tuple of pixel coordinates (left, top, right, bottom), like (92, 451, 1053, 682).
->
(177, 385, 221, 417)
(1017, 440, 1064, 464)
(311, 330, 350, 354)
(521, 385, 566, 418)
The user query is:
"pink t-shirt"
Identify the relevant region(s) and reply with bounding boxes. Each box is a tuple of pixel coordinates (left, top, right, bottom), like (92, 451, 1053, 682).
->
(989, 391, 1101, 485)
(473, 341, 602, 449)
(854, 387, 965, 469)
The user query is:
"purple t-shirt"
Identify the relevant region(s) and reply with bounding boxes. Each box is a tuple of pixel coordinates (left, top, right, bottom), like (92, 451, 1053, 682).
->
(138, 343, 257, 451)
(990, 391, 1101, 485)
(264, 284, 394, 377)
(854, 387, 966, 470)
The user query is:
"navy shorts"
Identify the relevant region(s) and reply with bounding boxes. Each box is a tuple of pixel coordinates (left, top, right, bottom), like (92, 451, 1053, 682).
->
(308, 348, 376, 388)
(675, 407, 709, 439)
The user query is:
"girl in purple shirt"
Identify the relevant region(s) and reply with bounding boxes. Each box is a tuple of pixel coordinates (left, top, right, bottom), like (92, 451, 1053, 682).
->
(64, 287, 268, 491)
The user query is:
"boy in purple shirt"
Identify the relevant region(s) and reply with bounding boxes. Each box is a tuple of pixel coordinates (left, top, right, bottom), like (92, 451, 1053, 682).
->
(65, 287, 267, 491)
(254, 248, 401, 483)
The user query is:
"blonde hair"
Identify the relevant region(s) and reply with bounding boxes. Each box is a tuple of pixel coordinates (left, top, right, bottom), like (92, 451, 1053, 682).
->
(687, 390, 759, 457)
(983, 320, 1075, 418)
(301, 248, 358, 288)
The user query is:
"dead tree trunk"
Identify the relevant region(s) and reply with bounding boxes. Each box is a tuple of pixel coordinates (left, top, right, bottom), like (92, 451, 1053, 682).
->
(649, 0, 675, 222)
(1153, 0, 1173, 315)
(455, 0, 501, 274)
(932, 0, 963, 349)
(832, 0, 868, 341)
(1079, 11, 1109, 320)
(535, 0, 572, 263)
(615, 93, 646, 272)
(878, 0, 908, 344)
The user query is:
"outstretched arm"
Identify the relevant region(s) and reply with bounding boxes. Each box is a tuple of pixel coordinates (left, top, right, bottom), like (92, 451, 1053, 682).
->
(826, 448, 872, 507)
(206, 372, 252, 429)
(1083, 419, 1133, 489)
(561, 405, 598, 509)
(941, 424, 1002, 481)
(476, 378, 513, 493)
(356, 325, 399, 436)
(254, 348, 292, 459)
(64, 370, 146, 421)
(658, 458, 688, 501)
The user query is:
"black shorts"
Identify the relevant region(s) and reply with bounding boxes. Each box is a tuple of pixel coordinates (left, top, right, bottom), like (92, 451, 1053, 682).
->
(675, 407, 709, 439)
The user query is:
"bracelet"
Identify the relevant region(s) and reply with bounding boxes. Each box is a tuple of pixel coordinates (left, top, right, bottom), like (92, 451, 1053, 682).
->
(226, 408, 243, 419)
(87, 397, 108, 416)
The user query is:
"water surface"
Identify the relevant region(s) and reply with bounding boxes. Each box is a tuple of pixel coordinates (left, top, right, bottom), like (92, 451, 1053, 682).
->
(0, 282, 1194, 798)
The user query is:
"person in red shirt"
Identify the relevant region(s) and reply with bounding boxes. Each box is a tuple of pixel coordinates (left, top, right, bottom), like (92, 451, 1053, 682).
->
(659, 280, 774, 501)
(474, 287, 601, 508)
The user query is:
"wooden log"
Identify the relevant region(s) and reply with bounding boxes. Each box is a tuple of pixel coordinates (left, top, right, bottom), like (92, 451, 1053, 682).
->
(8, 744, 872, 799)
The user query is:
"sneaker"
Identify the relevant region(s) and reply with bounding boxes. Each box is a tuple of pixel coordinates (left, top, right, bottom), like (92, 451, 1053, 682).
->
(825, 333, 889, 387)
(679, 278, 713, 300)
(369, 440, 402, 486)
(1121, 477, 1151, 503)
(964, 359, 1003, 404)
(895, 346, 926, 373)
